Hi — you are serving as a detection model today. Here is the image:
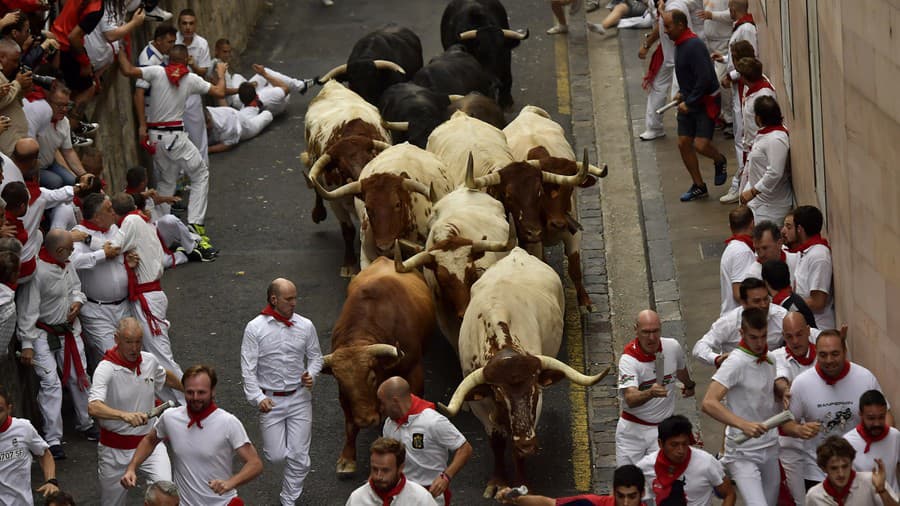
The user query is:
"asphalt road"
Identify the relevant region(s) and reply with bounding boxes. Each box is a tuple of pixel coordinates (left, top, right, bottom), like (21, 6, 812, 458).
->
(45, 1, 593, 504)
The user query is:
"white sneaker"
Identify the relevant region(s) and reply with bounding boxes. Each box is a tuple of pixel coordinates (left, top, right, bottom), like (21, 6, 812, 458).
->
(322, 0, 334, 5)
(546, 24, 569, 35)
(587, 22, 606, 34)
(144, 6, 173, 21)
(639, 130, 665, 141)
(719, 189, 740, 204)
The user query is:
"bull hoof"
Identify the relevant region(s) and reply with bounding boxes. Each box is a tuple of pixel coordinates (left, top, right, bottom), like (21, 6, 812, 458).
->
(336, 458, 357, 476)
(312, 206, 327, 223)
(340, 265, 360, 278)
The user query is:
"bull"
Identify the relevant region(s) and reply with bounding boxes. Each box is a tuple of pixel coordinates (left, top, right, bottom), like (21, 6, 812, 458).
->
(378, 83, 452, 148)
(440, 247, 610, 496)
(426, 110, 513, 186)
(302, 80, 392, 277)
(447, 92, 505, 129)
(318, 24, 423, 105)
(441, 0, 528, 109)
(310, 142, 455, 269)
(320, 256, 436, 475)
(413, 45, 497, 101)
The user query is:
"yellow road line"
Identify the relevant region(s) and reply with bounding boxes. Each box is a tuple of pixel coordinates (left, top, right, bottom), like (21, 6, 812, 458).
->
(565, 284, 592, 491)
(555, 34, 571, 114)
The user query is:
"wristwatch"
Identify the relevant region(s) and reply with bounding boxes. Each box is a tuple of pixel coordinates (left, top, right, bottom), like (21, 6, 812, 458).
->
(83, 235, 92, 246)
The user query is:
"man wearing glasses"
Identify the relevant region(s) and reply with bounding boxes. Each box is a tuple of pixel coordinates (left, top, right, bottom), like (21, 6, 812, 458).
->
(24, 84, 89, 189)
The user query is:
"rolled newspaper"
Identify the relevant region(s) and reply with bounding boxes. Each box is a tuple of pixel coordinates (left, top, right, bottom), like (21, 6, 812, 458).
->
(655, 99, 681, 115)
(733, 410, 795, 445)
(655, 353, 665, 386)
(146, 400, 176, 419)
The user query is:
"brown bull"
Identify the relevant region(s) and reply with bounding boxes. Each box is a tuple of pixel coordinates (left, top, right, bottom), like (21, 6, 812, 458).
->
(320, 256, 436, 475)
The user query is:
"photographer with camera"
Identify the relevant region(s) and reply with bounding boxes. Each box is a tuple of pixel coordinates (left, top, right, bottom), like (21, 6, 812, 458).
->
(0, 12, 60, 71)
(0, 37, 30, 155)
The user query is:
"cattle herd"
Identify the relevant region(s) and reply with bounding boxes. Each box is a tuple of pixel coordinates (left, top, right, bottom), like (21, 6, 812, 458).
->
(302, 0, 611, 497)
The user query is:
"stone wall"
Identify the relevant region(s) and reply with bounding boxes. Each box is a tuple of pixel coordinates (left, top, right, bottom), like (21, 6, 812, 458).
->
(86, 0, 269, 191)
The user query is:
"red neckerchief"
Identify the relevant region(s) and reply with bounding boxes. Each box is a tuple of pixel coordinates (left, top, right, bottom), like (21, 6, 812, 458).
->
(392, 394, 436, 426)
(0, 415, 10, 433)
(187, 402, 218, 429)
(642, 45, 664, 91)
(822, 470, 855, 506)
(759, 125, 789, 136)
(25, 178, 41, 205)
(3, 281, 16, 290)
(737, 338, 771, 364)
(757, 250, 787, 263)
(38, 246, 66, 269)
(124, 185, 142, 195)
(673, 28, 698, 47)
(24, 88, 46, 102)
(80, 219, 109, 233)
(725, 234, 755, 252)
(652, 448, 691, 504)
(4, 211, 27, 245)
(247, 97, 262, 109)
(786, 343, 816, 367)
(260, 305, 294, 327)
(788, 234, 831, 253)
(117, 209, 150, 227)
(371, 473, 407, 506)
(623, 338, 656, 363)
(772, 287, 793, 305)
(855, 423, 890, 453)
(734, 13, 755, 28)
(816, 361, 851, 386)
(164, 63, 190, 86)
(102, 346, 142, 376)
(745, 77, 774, 98)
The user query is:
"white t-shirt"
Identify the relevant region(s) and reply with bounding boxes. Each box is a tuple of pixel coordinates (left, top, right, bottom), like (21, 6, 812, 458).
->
(154, 406, 250, 506)
(719, 238, 757, 315)
(112, 214, 165, 284)
(23, 97, 51, 138)
(739, 83, 777, 152)
(71, 224, 129, 302)
(742, 249, 799, 283)
(138, 66, 211, 125)
(618, 338, 686, 424)
(744, 129, 793, 214)
(793, 243, 835, 330)
(258, 86, 289, 116)
(790, 362, 885, 480)
(637, 448, 726, 506)
(89, 351, 167, 436)
(0, 417, 49, 506)
(806, 472, 897, 506)
(712, 348, 780, 452)
(136, 43, 167, 91)
(845, 426, 900, 492)
(206, 106, 242, 146)
(382, 408, 467, 487)
(85, 6, 124, 70)
(771, 345, 816, 452)
(35, 116, 73, 170)
(692, 304, 788, 367)
(346, 478, 436, 506)
(175, 33, 212, 72)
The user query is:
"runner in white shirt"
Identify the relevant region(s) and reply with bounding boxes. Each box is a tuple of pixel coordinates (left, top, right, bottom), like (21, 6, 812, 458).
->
(0, 385, 59, 505)
(735, 59, 775, 168)
(88, 317, 183, 506)
(693, 277, 788, 367)
(635, 415, 735, 506)
(84, 1, 146, 73)
(234, 64, 313, 117)
(205, 105, 273, 153)
(806, 436, 899, 506)
(844, 390, 900, 493)
(616, 310, 695, 466)
(740, 99, 793, 227)
(783, 206, 836, 330)
(346, 437, 436, 506)
(135, 25, 176, 148)
(701, 307, 812, 505)
(773, 311, 820, 506)
(781, 330, 894, 484)
(175, 9, 211, 164)
(379, 376, 472, 505)
(116, 45, 227, 241)
(719, 206, 756, 315)
(742, 221, 798, 285)
(241, 278, 324, 506)
(121, 365, 263, 506)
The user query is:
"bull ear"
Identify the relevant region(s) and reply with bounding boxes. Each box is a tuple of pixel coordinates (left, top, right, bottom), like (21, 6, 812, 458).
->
(538, 369, 566, 387)
(579, 175, 597, 188)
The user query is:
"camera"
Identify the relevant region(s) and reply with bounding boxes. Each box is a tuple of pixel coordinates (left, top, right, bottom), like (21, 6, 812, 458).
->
(18, 64, 56, 90)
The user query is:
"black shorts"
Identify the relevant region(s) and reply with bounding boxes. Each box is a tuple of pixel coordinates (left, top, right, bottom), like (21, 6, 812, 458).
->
(60, 50, 94, 92)
(676, 106, 716, 139)
(613, 0, 647, 17)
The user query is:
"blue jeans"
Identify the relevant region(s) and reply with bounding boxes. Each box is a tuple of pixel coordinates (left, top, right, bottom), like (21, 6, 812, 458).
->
(40, 162, 77, 189)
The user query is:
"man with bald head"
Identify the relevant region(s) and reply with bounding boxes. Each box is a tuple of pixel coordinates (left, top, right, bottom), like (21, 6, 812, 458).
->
(0, 37, 30, 155)
(240, 277, 323, 506)
(615, 310, 695, 465)
(379, 376, 472, 505)
(89, 317, 183, 506)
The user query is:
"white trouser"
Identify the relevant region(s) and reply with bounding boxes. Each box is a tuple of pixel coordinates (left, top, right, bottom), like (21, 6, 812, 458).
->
(615, 417, 658, 466)
(32, 326, 93, 445)
(184, 94, 209, 166)
(131, 290, 184, 404)
(79, 300, 131, 370)
(723, 444, 781, 506)
(748, 202, 791, 227)
(98, 442, 171, 506)
(156, 214, 199, 251)
(644, 63, 675, 135)
(259, 387, 313, 506)
(727, 82, 744, 194)
(162, 250, 189, 269)
(781, 447, 810, 506)
(238, 108, 274, 141)
(50, 203, 78, 231)
(151, 129, 209, 225)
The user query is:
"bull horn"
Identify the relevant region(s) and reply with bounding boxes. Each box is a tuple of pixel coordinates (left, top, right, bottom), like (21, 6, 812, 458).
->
(537, 356, 611, 386)
(458, 29, 478, 40)
(465, 153, 502, 189)
(373, 60, 406, 74)
(363, 343, 403, 359)
(588, 164, 608, 178)
(526, 159, 542, 168)
(471, 216, 516, 253)
(398, 238, 425, 253)
(323, 353, 333, 368)
(300, 151, 310, 167)
(384, 121, 409, 132)
(401, 178, 431, 198)
(448, 94, 465, 102)
(318, 63, 347, 83)
(307, 153, 332, 184)
(395, 249, 434, 273)
(372, 140, 393, 151)
(502, 29, 529, 40)
(438, 367, 486, 416)
(312, 178, 362, 201)
(541, 148, 588, 186)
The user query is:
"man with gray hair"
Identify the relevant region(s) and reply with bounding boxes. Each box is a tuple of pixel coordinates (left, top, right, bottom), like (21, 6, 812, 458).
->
(145, 480, 180, 506)
(0, 37, 30, 155)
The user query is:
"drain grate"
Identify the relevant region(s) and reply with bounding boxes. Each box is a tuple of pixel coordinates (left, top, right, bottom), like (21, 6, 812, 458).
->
(699, 240, 726, 260)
